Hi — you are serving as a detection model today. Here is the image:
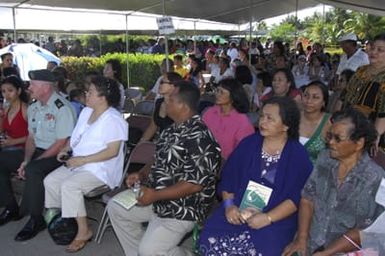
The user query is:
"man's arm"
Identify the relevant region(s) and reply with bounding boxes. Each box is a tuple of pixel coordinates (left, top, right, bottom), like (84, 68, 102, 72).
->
(137, 181, 202, 206)
(36, 138, 69, 160)
(23, 134, 36, 163)
(316, 229, 361, 256)
(282, 197, 314, 256)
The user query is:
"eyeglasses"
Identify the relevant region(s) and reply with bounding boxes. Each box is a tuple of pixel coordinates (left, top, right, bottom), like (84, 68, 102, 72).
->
(160, 80, 172, 85)
(326, 132, 350, 143)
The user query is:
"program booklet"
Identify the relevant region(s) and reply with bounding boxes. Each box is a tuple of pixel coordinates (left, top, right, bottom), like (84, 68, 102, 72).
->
(112, 190, 137, 210)
(239, 180, 273, 219)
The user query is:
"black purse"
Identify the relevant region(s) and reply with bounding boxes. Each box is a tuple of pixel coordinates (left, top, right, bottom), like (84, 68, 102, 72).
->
(48, 213, 78, 245)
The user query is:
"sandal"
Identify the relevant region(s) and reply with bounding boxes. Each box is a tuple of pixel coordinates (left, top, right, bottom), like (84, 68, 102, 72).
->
(65, 235, 93, 253)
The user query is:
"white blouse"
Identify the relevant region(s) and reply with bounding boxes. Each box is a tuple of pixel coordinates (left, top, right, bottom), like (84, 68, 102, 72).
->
(70, 107, 128, 188)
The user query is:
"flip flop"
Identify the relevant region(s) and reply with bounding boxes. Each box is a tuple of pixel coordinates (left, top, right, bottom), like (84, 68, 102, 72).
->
(65, 236, 93, 253)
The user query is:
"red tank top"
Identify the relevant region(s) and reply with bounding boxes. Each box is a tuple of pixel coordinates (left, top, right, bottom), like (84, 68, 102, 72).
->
(2, 103, 28, 148)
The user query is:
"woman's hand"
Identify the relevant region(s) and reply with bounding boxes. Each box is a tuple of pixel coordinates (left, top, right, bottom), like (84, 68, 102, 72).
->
(225, 205, 244, 225)
(282, 237, 307, 256)
(57, 150, 70, 162)
(0, 135, 14, 147)
(246, 213, 271, 229)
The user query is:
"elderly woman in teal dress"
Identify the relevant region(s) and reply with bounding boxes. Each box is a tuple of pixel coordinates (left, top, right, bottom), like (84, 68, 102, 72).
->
(299, 81, 331, 164)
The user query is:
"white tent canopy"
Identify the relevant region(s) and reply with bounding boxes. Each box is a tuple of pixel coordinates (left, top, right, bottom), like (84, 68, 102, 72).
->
(0, 7, 240, 34)
(0, 0, 384, 26)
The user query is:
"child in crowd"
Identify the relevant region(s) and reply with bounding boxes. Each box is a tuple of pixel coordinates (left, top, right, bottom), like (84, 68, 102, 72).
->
(173, 54, 189, 79)
(69, 88, 86, 117)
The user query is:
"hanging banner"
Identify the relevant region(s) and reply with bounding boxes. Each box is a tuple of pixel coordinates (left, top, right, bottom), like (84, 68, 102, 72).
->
(156, 16, 175, 35)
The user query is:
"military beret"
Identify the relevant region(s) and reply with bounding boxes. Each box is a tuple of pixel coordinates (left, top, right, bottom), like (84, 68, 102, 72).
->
(28, 69, 56, 82)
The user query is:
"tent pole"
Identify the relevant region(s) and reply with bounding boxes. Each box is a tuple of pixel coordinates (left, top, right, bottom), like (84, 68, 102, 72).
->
(193, 21, 197, 57)
(12, 7, 17, 42)
(125, 14, 130, 87)
(294, 0, 299, 49)
(249, 0, 252, 66)
(163, 0, 170, 72)
(322, 4, 325, 45)
(99, 30, 102, 56)
(11, 0, 31, 42)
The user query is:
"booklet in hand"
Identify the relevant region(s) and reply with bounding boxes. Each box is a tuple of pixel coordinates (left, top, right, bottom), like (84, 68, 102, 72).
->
(239, 180, 273, 219)
(112, 189, 138, 210)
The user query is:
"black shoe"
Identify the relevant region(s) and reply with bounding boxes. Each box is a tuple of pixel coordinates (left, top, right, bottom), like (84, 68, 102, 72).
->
(0, 208, 20, 226)
(14, 217, 46, 241)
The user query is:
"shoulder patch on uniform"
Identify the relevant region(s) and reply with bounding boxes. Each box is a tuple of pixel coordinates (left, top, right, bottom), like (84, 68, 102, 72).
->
(54, 99, 64, 109)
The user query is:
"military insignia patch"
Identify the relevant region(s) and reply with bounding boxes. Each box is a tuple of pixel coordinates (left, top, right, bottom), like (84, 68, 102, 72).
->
(54, 99, 64, 109)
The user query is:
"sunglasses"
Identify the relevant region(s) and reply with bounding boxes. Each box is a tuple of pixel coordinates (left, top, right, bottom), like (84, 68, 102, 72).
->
(326, 132, 350, 143)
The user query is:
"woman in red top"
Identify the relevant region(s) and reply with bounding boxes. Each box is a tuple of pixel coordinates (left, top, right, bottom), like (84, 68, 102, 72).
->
(0, 75, 29, 150)
(261, 68, 302, 106)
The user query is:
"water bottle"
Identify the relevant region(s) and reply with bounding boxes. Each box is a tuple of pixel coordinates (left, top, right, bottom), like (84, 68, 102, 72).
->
(132, 181, 141, 198)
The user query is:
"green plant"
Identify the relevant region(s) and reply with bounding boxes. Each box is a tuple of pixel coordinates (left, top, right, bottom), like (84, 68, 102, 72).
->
(61, 53, 165, 92)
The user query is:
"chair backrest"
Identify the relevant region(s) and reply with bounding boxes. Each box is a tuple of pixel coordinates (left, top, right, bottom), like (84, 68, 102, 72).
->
(134, 100, 155, 116)
(123, 98, 135, 114)
(125, 87, 143, 101)
(119, 141, 156, 187)
(127, 114, 152, 133)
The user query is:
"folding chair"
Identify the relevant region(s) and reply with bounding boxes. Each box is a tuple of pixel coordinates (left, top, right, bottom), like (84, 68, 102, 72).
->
(123, 98, 135, 115)
(125, 87, 143, 102)
(133, 100, 155, 116)
(94, 141, 156, 244)
(126, 114, 152, 148)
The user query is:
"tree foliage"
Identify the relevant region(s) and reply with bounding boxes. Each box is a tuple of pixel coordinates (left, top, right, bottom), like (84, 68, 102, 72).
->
(266, 7, 385, 46)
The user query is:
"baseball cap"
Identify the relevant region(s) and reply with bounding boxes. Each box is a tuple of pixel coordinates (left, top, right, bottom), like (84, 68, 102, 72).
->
(338, 33, 357, 42)
(28, 69, 56, 82)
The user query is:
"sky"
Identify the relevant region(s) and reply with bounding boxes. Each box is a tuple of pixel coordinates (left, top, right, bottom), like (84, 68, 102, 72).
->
(263, 4, 332, 26)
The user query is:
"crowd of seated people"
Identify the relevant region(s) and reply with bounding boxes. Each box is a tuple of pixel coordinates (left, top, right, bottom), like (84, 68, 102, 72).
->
(0, 31, 384, 256)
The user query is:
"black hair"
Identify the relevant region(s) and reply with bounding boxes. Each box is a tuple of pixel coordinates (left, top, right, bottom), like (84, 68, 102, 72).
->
(105, 59, 122, 83)
(52, 66, 68, 79)
(173, 54, 183, 61)
(165, 72, 183, 84)
(257, 72, 272, 88)
(1, 53, 12, 61)
(2, 67, 20, 78)
(173, 80, 200, 113)
(273, 68, 296, 91)
(303, 80, 329, 111)
(52, 69, 67, 94)
(235, 65, 253, 85)
(340, 69, 355, 83)
(273, 41, 285, 56)
(1, 75, 29, 103)
(69, 88, 85, 102)
(219, 57, 230, 68)
(218, 78, 250, 113)
(262, 96, 300, 140)
(189, 56, 202, 76)
(90, 76, 121, 109)
(331, 108, 377, 152)
(48, 61, 58, 66)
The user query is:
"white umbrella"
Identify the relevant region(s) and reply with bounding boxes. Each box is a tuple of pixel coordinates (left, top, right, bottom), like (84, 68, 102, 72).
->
(0, 43, 61, 80)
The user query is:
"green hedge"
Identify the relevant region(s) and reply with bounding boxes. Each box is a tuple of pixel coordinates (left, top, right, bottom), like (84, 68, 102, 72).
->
(61, 53, 166, 92)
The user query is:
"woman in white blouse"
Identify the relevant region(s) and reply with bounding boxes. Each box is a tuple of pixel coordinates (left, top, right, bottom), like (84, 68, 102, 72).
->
(44, 76, 128, 253)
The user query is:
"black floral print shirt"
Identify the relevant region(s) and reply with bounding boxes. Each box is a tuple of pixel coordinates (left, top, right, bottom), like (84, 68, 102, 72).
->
(149, 115, 221, 222)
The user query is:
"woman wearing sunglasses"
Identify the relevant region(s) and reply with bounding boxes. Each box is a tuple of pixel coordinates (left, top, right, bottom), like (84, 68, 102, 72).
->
(284, 108, 384, 256)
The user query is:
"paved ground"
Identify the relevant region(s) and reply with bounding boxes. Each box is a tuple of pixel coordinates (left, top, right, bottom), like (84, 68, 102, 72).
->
(0, 201, 194, 256)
